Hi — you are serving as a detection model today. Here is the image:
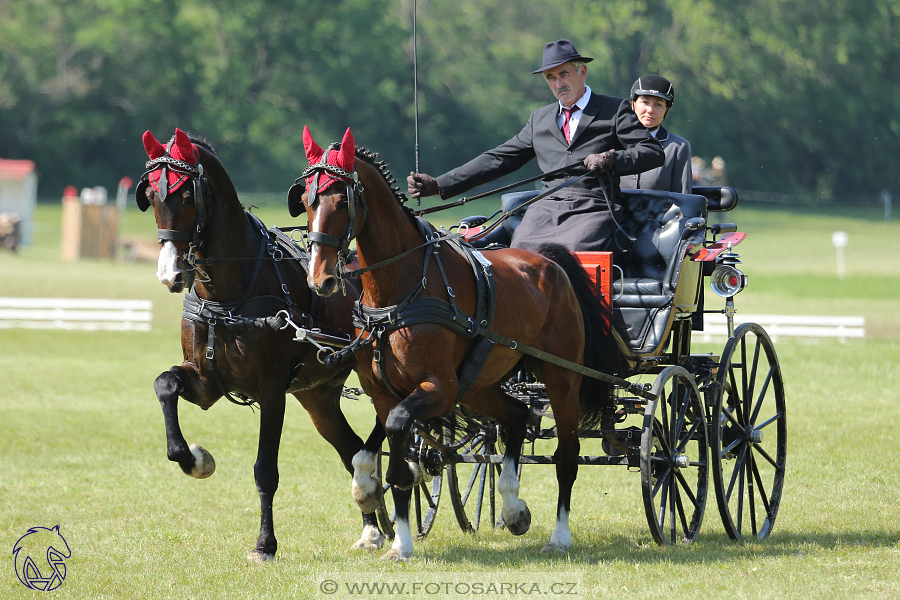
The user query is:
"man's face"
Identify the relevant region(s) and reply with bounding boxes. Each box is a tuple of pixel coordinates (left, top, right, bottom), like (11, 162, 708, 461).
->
(632, 95, 669, 130)
(543, 62, 587, 108)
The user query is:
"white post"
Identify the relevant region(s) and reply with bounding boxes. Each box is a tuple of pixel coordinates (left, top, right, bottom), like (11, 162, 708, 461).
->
(883, 190, 892, 221)
(832, 231, 848, 279)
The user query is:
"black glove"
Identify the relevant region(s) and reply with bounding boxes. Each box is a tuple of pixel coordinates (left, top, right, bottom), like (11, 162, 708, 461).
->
(407, 172, 441, 199)
(584, 150, 615, 172)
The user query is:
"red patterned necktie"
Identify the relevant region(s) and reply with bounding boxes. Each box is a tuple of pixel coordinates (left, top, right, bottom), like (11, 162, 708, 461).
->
(562, 106, 576, 143)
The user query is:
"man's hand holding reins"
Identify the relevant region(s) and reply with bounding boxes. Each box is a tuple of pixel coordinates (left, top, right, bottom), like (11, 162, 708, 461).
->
(407, 172, 441, 199)
(583, 150, 615, 172)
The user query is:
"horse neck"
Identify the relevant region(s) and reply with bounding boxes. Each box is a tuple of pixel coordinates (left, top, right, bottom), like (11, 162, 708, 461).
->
(354, 168, 425, 307)
(191, 166, 261, 301)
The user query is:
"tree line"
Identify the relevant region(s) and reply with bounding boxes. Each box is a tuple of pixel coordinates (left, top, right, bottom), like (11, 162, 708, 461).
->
(1, 0, 897, 200)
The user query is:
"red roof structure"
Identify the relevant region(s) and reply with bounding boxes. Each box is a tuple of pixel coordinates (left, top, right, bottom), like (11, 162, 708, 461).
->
(0, 159, 36, 181)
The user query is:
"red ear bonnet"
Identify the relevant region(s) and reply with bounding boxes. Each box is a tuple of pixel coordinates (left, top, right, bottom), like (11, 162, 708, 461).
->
(303, 126, 356, 192)
(143, 128, 198, 195)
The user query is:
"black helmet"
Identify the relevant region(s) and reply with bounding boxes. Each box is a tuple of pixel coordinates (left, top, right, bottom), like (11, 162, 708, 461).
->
(630, 75, 674, 106)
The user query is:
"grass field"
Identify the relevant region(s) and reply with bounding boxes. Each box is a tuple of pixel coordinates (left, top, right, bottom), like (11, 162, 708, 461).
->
(2, 198, 899, 599)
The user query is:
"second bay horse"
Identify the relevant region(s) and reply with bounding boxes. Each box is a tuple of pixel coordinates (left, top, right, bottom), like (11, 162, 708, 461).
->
(294, 126, 621, 560)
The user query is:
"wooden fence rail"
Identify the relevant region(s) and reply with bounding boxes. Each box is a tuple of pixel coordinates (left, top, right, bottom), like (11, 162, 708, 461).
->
(0, 297, 153, 331)
(700, 313, 865, 342)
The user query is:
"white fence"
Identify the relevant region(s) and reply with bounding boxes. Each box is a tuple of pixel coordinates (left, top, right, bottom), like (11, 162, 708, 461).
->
(0, 297, 153, 331)
(700, 313, 865, 342)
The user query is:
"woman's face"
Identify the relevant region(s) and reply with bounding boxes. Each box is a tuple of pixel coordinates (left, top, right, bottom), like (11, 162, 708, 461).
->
(632, 95, 669, 130)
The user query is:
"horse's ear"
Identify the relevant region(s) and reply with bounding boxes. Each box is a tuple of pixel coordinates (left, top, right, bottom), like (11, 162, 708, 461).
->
(172, 128, 196, 164)
(287, 181, 306, 218)
(135, 179, 151, 212)
(142, 131, 165, 159)
(336, 128, 355, 172)
(303, 125, 324, 164)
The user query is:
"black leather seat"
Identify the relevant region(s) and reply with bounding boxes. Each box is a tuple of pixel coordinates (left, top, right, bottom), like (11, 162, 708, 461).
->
(612, 190, 707, 354)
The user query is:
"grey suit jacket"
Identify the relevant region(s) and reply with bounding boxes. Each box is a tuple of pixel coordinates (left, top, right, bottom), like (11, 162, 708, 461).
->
(619, 126, 692, 194)
(436, 93, 664, 204)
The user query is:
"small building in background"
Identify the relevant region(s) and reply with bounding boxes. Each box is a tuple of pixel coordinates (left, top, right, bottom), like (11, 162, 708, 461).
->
(0, 159, 38, 246)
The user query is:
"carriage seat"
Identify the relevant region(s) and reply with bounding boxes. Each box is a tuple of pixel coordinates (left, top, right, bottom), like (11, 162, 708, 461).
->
(489, 188, 708, 355)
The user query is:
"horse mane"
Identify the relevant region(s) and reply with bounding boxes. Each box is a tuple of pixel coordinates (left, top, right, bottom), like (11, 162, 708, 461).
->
(167, 131, 218, 158)
(353, 145, 417, 221)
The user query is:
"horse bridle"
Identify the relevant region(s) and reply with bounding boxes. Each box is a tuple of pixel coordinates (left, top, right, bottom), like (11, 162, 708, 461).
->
(136, 141, 211, 252)
(293, 142, 367, 263)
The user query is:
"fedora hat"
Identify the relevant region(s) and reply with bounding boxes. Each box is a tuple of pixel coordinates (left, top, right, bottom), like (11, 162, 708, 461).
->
(531, 39, 593, 74)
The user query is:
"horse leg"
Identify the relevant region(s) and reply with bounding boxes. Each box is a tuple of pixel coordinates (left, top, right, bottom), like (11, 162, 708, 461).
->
(540, 365, 582, 554)
(381, 486, 414, 562)
(247, 391, 286, 563)
(463, 387, 532, 535)
(295, 384, 386, 550)
(381, 379, 451, 491)
(155, 366, 216, 478)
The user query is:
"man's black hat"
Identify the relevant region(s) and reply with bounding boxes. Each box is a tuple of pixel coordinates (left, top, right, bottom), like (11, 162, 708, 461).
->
(531, 40, 593, 74)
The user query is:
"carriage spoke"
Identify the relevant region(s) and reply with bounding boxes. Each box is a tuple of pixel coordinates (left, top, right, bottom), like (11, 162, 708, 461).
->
(669, 473, 678, 544)
(749, 366, 774, 425)
(749, 447, 772, 515)
(656, 473, 671, 529)
(651, 459, 673, 498)
(461, 463, 482, 506)
(674, 469, 700, 509)
(725, 445, 747, 503)
(674, 481, 689, 541)
(474, 461, 487, 530)
(745, 336, 763, 416)
(746, 449, 758, 535)
(676, 418, 704, 454)
(752, 441, 780, 470)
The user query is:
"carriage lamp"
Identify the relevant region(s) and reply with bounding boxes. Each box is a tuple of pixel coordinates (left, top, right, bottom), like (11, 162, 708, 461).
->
(710, 265, 748, 298)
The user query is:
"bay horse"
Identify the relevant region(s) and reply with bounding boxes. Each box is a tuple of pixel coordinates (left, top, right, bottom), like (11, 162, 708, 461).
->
(136, 128, 386, 562)
(293, 127, 620, 560)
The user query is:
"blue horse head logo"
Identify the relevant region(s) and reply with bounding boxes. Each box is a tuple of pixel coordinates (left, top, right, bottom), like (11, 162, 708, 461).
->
(12, 525, 71, 591)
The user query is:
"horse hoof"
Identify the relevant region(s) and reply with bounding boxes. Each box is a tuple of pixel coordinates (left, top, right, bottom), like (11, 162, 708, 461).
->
(187, 444, 216, 479)
(380, 548, 410, 562)
(540, 541, 570, 554)
(247, 549, 275, 563)
(504, 505, 532, 536)
(351, 526, 385, 551)
(408, 462, 425, 487)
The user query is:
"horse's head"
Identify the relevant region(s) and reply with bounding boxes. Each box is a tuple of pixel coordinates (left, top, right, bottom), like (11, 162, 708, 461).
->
(290, 126, 366, 297)
(136, 128, 210, 293)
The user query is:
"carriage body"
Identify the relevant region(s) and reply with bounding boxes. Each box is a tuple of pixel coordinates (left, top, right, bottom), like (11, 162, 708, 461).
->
(397, 185, 786, 546)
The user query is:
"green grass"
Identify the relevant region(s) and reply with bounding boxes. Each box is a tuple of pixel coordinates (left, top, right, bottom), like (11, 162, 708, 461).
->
(2, 200, 899, 599)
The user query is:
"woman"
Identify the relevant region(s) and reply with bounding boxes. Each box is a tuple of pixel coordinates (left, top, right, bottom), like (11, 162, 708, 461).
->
(619, 74, 693, 194)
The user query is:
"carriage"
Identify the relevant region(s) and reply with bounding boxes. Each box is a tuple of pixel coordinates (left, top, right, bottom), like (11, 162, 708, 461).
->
(358, 183, 786, 547)
(139, 126, 785, 560)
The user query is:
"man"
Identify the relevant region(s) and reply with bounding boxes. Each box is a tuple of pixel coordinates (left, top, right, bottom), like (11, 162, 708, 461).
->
(620, 75, 693, 194)
(408, 39, 664, 252)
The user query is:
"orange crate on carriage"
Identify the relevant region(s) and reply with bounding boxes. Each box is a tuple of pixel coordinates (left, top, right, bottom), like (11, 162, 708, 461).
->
(574, 251, 612, 331)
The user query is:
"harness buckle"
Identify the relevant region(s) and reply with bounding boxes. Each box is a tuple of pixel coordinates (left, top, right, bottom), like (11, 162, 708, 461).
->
(206, 346, 215, 360)
(373, 349, 381, 363)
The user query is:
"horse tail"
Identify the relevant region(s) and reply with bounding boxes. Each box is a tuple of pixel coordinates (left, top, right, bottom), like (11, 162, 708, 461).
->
(536, 243, 627, 430)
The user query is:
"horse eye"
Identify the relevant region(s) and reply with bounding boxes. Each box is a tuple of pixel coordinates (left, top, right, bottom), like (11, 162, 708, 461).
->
(181, 190, 195, 206)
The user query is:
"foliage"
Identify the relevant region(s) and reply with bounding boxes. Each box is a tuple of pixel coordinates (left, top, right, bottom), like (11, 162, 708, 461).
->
(1, 0, 898, 198)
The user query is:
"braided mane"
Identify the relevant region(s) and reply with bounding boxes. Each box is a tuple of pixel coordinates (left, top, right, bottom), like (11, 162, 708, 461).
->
(354, 146, 415, 218)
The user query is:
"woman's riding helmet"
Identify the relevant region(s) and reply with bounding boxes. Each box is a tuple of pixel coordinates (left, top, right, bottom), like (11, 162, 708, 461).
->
(630, 75, 674, 107)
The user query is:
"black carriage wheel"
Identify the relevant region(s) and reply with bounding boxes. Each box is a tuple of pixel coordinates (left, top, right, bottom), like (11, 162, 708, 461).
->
(445, 424, 519, 533)
(711, 323, 786, 541)
(641, 365, 710, 545)
(374, 434, 442, 541)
